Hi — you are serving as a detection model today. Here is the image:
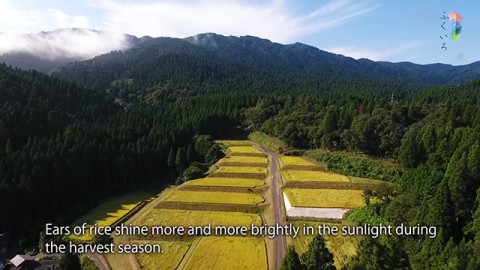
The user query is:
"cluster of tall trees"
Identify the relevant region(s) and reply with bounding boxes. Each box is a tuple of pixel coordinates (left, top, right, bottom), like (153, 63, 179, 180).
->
(282, 235, 335, 270)
(245, 82, 480, 268)
(0, 64, 245, 245)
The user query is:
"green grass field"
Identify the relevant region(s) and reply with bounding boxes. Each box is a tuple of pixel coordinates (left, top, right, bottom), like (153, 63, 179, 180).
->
(217, 166, 267, 174)
(162, 190, 264, 205)
(284, 188, 365, 208)
(282, 170, 350, 182)
(221, 155, 268, 164)
(281, 156, 317, 166)
(184, 237, 267, 270)
(228, 146, 262, 154)
(69, 192, 156, 241)
(133, 209, 262, 227)
(135, 240, 191, 270)
(184, 177, 264, 188)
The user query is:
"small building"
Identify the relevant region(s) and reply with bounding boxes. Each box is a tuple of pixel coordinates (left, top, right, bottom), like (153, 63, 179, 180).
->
(9, 254, 38, 269)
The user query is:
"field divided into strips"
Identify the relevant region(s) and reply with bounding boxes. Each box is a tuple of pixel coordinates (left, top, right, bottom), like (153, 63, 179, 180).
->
(284, 188, 364, 208)
(184, 237, 268, 270)
(184, 177, 264, 188)
(162, 190, 264, 205)
(282, 170, 350, 183)
(281, 156, 317, 166)
(69, 192, 156, 241)
(132, 209, 263, 228)
(134, 240, 191, 270)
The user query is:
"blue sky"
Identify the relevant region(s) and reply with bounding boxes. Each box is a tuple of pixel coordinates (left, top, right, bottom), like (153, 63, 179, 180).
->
(0, 0, 478, 65)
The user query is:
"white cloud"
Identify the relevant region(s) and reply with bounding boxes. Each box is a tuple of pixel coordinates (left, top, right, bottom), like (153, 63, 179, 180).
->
(0, 29, 130, 60)
(91, 0, 379, 43)
(328, 41, 424, 61)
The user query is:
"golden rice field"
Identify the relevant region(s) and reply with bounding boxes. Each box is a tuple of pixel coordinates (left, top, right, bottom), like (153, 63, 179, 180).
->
(135, 240, 191, 270)
(184, 237, 267, 270)
(133, 209, 262, 227)
(184, 177, 264, 188)
(221, 155, 268, 164)
(69, 192, 156, 241)
(228, 146, 262, 154)
(282, 170, 350, 182)
(162, 191, 264, 205)
(280, 156, 316, 166)
(216, 140, 252, 146)
(217, 166, 267, 174)
(284, 188, 364, 208)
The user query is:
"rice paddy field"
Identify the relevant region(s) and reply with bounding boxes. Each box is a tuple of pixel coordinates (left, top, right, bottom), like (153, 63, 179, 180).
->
(135, 240, 191, 270)
(282, 170, 350, 182)
(184, 177, 264, 188)
(221, 155, 268, 164)
(228, 146, 262, 154)
(184, 237, 267, 270)
(284, 188, 365, 208)
(280, 156, 317, 166)
(162, 190, 264, 205)
(69, 192, 156, 241)
(133, 209, 263, 227)
(216, 140, 252, 146)
(216, 166, 268, 174)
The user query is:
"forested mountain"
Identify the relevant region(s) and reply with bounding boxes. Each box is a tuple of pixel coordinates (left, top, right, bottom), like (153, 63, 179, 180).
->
(1, 31, 480, 268)
(53, 33, 480, 92)
(0, 63, 247, 244)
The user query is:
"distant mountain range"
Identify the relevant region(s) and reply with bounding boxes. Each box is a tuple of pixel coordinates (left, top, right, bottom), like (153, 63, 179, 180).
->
(2, 29, 480, 86)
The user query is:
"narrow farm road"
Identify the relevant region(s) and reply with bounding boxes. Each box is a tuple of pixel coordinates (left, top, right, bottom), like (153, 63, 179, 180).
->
(258, 144, 286, 270)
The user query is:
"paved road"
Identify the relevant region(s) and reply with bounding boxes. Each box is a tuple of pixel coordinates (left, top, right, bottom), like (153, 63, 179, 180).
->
(259, 145, 286, 270)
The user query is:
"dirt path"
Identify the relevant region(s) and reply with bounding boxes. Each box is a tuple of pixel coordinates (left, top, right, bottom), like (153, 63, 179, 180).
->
(258, 144, 286, 270)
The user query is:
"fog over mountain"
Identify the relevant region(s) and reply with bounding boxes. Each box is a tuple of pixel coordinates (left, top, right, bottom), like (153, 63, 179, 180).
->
(0, 28, 151, 72)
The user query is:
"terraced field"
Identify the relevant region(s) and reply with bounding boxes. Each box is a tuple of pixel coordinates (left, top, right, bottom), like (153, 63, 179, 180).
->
(105, 140, 271, 270)
(133, 209, 263, 227)
(135, 240, 191, 270)
(184, 237, 267, 270)
(222, 155, 267, 163)
(228, 146, 262, 154)
(70, 192, 156, 241)
(281, 156, 316, 166)
(282, 170, 350, 182)
(184, 177, 264, 188)
(284, 188, 364, 208)
(216, 166, 268, 174)
(162, 190, 264, 205)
